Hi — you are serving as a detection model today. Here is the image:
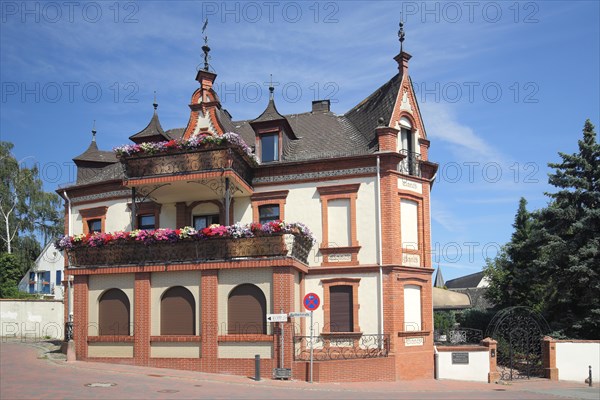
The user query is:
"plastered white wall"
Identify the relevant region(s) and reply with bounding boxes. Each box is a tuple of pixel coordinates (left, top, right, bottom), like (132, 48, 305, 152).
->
(256, 177, 377, 266)
(303, 272, 379, 335)
(160, 203, 177, 229)
(217, 268, 272, 335)
(150, 271, 201, 336)
(404, 285, 421, 331)
(556, 342, 600, 382)
(218, 342, 272, 359)
(0, 300, 64, 339)
(437, 349, 489, 382)
(88, 274, 134, 336)
(234, 196, 252, 224)
(88, 343, 133, 358)
(72, 199, 131, 235)
(401, 199, 419, 250)
(151, 343, 200, 358)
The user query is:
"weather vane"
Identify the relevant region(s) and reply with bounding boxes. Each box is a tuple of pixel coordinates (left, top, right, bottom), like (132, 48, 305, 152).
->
(201, 18, 211, 71)
(398, 18, 405, 53)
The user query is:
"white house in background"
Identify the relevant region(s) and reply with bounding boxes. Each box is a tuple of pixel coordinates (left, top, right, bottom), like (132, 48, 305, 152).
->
(18, 241, 65, 300)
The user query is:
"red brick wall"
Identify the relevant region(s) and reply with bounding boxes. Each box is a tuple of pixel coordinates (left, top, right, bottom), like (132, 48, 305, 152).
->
(134, 272, 150, 365)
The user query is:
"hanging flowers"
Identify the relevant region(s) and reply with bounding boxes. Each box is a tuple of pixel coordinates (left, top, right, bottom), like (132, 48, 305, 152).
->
(54, 221, 315, 251)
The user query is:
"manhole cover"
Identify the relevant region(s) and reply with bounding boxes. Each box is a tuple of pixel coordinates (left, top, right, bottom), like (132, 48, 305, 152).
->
(194, 385, 203, 387)
(157, 390, 179, 393)
(148, 374, 165, 378)
(85, 382, 117, 388)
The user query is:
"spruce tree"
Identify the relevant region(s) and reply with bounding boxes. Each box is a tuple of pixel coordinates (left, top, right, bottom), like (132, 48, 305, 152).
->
(537, 119, 600, 338)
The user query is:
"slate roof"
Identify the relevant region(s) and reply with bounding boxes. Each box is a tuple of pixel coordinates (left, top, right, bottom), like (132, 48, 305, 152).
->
(129, 110, 168, 143)
(72, 141, 117, 164)
(445, 271, 485, 289)
(434, 266, 445, 288)
(70, 70, 406, 186)
(345, 73, 402, 150)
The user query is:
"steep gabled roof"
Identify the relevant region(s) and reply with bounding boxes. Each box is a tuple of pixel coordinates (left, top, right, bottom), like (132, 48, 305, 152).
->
(344, 73, 402, 150)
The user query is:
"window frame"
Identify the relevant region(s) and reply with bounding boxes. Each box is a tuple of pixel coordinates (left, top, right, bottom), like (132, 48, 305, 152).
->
(160, 286, 196, 336)
(321, 278, 361, 334)
(137, 214, 156, 230)
(80, 206, 107, 234)
(317, 184, 361, 266)
(227, 284, 267, 335)
(98, 288, 131, 336)
(251, 191, 288, 223)
(259, 132, 280, 163)
(192, 214, 220, 230)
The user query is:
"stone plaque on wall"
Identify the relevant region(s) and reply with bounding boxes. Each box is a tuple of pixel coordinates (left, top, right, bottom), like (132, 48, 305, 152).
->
(451, 352, 469, 364)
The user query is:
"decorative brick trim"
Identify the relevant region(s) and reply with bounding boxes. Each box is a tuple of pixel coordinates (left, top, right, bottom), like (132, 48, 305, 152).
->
(80, 206, 107, 234)
(251, 190, 288, 222)
(321, 278, 361, 333)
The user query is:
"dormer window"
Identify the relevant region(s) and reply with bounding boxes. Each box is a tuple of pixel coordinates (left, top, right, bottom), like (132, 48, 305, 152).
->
(260, 133, 279, 162)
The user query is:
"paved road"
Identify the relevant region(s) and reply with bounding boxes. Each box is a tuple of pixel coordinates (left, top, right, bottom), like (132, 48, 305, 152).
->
(1, 341, 599, 399)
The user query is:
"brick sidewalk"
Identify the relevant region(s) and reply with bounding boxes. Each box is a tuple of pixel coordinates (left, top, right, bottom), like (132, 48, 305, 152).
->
(1, 341, 598, 399)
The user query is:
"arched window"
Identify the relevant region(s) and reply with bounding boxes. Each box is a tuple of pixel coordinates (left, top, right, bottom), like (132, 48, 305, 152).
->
(98, 288, 130, 336)
(228, 284, 267, 334)
(161, 286, 196, 335)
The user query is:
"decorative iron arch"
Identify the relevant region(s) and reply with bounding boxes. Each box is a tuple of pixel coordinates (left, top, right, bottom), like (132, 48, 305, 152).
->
(486, 306, 550, 381)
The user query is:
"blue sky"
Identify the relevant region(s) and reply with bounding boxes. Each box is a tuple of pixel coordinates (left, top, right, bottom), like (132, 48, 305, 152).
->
(1, 1, 599, 281)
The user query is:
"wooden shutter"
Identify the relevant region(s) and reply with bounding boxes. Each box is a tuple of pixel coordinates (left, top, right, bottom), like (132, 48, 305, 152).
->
(228, 284, 266, 334)
(329, 285, 353, 332)
(99, 289, 130, 335)
(161, 286, 195, 335)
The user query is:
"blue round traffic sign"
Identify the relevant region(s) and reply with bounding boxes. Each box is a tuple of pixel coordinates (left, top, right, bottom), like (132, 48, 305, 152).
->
(303, 292, 320, 311)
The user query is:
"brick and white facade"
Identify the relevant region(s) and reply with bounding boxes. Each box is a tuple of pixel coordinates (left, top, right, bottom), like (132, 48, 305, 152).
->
(59, 32, 438, 382)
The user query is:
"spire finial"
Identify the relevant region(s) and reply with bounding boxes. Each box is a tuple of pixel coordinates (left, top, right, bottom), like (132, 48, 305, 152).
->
(269, 74, 274, 100)
(91, 120, 97, 142)
(153, 91, 158, 111)
(201, 18, 211, 71)
(398, 17, 405, 53)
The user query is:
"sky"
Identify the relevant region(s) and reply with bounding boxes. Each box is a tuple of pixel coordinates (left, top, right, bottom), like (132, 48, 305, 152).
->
(1, 1, 599, 282)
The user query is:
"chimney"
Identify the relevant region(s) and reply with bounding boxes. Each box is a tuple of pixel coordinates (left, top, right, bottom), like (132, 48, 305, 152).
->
(312, 99, 331, 113)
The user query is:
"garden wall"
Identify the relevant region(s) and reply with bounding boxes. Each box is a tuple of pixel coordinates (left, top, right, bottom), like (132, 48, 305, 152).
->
(0, 299, 64, 340)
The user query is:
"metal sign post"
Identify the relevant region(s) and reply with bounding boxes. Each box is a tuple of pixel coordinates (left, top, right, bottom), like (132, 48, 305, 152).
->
(303, 292, 320, 384)
(310, 310, 314, 383)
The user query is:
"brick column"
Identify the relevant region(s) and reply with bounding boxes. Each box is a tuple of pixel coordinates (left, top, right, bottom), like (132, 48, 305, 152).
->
(481, 338, 500, 383)
(273, 267, 295, 369)
(379, 155, 401, 265)
(542, 336, 558, 380)
(134, 272, 151, 366)
(73, 275, 89, 360)
(175, 202, 188, 228)
(201, 269, 219, 373)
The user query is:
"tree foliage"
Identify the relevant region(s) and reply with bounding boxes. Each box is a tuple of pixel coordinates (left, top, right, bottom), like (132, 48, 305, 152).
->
(0, 141, 63, 286)
(484, 120, 600, 339)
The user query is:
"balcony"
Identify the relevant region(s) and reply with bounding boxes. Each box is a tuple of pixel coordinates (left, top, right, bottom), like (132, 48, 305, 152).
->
(398, 150, 421, 177)
(120, 144, 254, 188)
(66, 234, 312, 267)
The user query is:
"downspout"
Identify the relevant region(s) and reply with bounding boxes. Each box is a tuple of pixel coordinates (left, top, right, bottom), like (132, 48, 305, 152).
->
(63, 191, 73, 321)
(376, 156, 384, 347)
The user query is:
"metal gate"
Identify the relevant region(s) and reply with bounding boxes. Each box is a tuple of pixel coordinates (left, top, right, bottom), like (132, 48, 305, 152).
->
(485, 306, 550, 380)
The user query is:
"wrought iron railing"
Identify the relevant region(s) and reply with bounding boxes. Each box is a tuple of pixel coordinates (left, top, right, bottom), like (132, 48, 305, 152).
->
(399, 150, 421, 177)
(120, 145, 254, 186)
(293, 334, 390, 361)
(66, 234, 312, 267)
(434, 328, 483, 345)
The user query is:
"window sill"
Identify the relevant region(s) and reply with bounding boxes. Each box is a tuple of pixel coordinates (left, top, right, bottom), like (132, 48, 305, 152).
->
(150, 336, 201, 342)
(87, 335, 134, 342)
(218, 334, 273, 342)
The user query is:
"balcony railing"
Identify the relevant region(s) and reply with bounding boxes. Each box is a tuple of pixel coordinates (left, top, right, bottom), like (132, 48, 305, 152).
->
(66, 234, 312, 267)
(399, 149, 421, 177)
(120, 145, 254, 186)
(293, 334, 390, 361)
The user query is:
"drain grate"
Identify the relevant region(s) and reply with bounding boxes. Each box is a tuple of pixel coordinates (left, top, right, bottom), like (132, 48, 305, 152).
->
(148, 374, 165, 378)
(85, 382, 117, 388)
